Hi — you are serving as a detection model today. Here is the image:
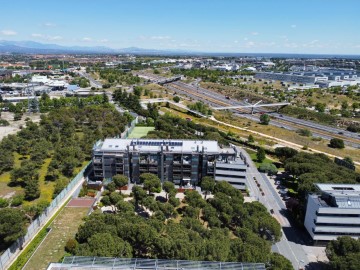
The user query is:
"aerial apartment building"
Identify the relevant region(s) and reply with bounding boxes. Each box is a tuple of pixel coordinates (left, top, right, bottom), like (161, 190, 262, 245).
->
(304, 183, 360, 244)
(92, 139, 248, 189)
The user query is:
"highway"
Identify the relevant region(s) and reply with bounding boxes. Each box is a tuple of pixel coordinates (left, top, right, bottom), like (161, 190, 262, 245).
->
(164, 80, 360, 148)
(78, 71, 103, 88)
(239, 147, 316, 270)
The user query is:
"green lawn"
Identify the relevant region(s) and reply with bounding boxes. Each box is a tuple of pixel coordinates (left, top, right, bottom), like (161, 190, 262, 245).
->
(23, 207, 89, 270)
(128, 126, 155, 138)
(246, 148, 274, 168)
(0, 152, 24, 197)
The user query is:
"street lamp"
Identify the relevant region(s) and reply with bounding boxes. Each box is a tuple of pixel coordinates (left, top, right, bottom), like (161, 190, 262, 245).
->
(297, 259, 305, 270)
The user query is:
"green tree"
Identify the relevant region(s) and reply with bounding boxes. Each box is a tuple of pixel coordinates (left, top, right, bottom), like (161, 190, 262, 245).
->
(329, 138, 345, 149)
(112, 174, 128, 193)
(201, 176, 215, 199)
(268, 253, 293, 270)
(77, 232, 133, 257)
(274, 147, 298, 162)
(24, 178, 40, 200)
(0, 208, 27, 246)
(247, 134, 255, 143)
(343, 156, 354, 166)
(256, 148, 266, 162)
(140, 173, 161, 194)
(296, 128, 312, 137)
(326, 236, 360, 270)
(259, 163, 278, 175)
(259, 114, 270, 125)
(173, 96, 180, 103)
(132, 185, 147, 205)
(315, 102, 326, 113)
(163, 181, 176, 200)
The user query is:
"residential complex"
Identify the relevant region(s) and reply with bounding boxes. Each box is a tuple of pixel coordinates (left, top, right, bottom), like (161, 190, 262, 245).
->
(91, 139, 248, 189)
(304, 183, 360, 244)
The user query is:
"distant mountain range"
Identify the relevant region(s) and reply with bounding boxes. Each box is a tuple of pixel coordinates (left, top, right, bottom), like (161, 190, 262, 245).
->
(0, 40, 190, 55)
(1, 40, 360, 58)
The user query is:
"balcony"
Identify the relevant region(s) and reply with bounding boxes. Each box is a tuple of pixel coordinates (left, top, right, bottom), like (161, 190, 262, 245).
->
(93, 158, 102, 164)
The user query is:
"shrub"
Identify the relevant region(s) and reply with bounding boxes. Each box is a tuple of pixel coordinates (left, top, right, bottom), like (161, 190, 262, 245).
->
(11, 194, 24, 207)
(0, 198, 9, 208)
(65, 238, 78, 254)
(329, 138, 345, 149)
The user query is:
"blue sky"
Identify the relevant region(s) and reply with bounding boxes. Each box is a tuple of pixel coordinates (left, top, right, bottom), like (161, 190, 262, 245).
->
(1, 0, 360, 54)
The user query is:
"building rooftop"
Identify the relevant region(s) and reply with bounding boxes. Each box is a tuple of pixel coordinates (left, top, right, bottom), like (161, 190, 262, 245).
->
(311, 183, 360, 209)
(95, 139, 220, 153)
(316, 183, 360, 196)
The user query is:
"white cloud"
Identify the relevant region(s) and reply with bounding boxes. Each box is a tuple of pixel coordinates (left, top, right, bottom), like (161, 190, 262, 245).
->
(244, 37, 248, 41)
(31, 33, 44, 38)
(291, 24, 297, 28)
(234, 40, 239, 43)
(49, 36, 62, 41)
(150, 35, 171, 40)
(1, 30, 17, 36)
(251, 32, 259, 36)
(99, 39, 109, 43)
(43, 22, 56, 27)
(82, 37, 92, 42)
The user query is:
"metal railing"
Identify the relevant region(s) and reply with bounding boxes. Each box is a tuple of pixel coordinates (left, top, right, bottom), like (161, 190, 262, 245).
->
(0, 163, 91, 270)
(47, 256, 266, 270)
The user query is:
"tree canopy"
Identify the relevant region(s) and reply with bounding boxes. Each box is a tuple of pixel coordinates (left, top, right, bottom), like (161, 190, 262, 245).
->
(72, 181, 284, 264)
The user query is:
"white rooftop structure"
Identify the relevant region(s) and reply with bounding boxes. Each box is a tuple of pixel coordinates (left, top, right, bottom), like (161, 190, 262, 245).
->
(98, 139, 220, 154)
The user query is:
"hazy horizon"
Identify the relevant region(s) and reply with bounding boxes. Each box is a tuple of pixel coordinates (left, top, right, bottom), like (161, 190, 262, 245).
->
(1, 0, 360, 55)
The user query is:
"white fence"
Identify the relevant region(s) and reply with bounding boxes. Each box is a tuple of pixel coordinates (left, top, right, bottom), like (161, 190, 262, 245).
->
(0, 162, 91, 270)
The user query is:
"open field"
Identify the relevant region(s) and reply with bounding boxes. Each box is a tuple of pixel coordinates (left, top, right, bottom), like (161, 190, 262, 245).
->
(0, 112, 42, 141)
(128, 126, 155, 138)
(23, 206, 89, 270)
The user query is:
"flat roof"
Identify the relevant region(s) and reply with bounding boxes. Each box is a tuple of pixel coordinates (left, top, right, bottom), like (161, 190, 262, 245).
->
(316, 183, 360, 195)
(96, 139, 220, 153)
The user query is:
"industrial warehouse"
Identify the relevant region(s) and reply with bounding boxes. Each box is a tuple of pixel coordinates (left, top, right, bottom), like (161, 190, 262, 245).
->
(91, 139, 248, 189)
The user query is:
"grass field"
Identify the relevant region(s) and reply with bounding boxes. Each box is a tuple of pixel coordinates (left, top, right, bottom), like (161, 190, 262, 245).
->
(0, 153, 24, 198)
(128, 126, 155, 138)
(23, 207, 89, 270)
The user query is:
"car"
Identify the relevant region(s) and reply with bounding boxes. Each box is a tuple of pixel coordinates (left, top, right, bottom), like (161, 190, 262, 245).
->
(270, 209, 274, 214)
(275, 181, 281, 185)
(338, 132, 344, 135)
(279, 114, 283, 117)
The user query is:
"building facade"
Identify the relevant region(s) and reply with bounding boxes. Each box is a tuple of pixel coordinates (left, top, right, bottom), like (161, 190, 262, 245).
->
(92, 139, 248, 189)
(304, 183, 360, 244)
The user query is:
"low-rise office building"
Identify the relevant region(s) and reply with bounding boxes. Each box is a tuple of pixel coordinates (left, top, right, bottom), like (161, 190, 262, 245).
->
(304, 183, 360, 244)
(92, 139, 248, 189)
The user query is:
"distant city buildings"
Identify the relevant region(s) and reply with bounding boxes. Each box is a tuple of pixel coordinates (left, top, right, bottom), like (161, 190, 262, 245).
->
(304, 183, 360, 244)
(255, 68, 360, 89)
(91, 139, 248, 190)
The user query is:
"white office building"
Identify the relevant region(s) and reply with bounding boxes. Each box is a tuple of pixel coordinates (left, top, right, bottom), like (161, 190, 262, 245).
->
(304, 183, 360, 244)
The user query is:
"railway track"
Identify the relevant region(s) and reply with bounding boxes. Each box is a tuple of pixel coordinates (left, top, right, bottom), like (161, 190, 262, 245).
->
(166, 82, 360, 146)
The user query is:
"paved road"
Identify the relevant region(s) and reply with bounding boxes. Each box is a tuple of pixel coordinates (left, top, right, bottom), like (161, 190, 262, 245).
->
(239, 147, 312, 270)
(78, 71, 103, 88)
